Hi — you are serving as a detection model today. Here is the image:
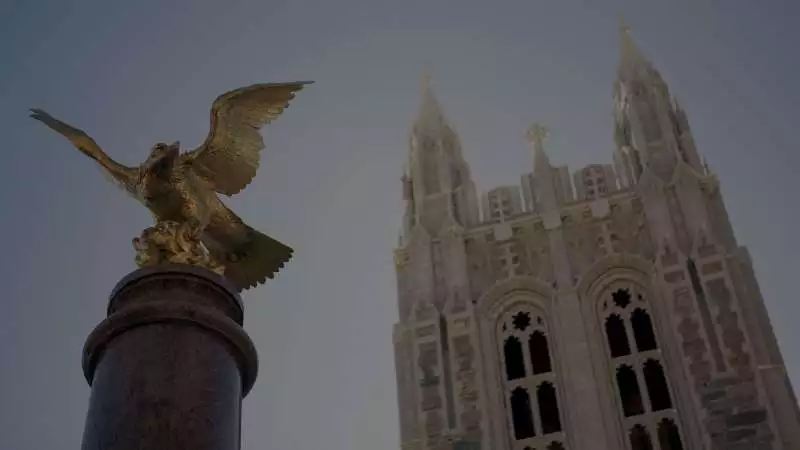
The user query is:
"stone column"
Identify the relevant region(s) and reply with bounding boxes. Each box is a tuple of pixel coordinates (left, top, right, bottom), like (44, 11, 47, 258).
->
(81, 264, 258, 450)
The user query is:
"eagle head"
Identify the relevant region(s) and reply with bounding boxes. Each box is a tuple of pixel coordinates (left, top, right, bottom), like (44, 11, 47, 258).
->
(144, 141, 180, 173)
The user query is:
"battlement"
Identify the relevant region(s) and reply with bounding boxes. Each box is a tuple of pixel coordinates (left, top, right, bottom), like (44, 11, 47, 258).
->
(479, 162, 623, 226)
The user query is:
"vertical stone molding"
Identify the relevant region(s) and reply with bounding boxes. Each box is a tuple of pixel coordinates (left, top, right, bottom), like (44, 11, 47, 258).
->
(81, 264, 259, 450)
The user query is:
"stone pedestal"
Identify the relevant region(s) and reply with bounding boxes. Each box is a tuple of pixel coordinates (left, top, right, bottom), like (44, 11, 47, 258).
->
(81, 264, 258, 450)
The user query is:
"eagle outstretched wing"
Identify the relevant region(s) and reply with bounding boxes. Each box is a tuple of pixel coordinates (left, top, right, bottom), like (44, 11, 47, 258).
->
(29, 108, 140, 197)
(180, 81, 313, 196)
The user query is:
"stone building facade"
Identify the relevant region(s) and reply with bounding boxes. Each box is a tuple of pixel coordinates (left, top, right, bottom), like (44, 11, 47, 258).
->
(392, 25, 800, 450)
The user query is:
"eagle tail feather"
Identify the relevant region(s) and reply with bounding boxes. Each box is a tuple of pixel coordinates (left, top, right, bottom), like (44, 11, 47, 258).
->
(215, 226, 293, 291)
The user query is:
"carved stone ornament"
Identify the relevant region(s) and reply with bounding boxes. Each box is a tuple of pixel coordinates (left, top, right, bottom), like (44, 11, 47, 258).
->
(133, 221, 225, 275)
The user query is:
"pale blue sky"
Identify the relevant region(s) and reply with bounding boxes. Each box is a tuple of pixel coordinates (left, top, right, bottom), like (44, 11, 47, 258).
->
(1, 1, 798, 449)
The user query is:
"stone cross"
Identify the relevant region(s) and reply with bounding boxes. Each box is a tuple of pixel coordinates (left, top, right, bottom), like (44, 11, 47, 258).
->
(526, 122, 550, 151)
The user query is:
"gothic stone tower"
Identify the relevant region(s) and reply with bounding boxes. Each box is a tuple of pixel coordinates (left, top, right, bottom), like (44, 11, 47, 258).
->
(392, 26, 800, 450)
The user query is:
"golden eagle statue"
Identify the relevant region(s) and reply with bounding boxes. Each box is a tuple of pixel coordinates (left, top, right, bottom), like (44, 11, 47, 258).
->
(30, 81, 312, 291)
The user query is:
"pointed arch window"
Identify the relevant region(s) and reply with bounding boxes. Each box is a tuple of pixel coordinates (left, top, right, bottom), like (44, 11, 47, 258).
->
(643, 359, 672, 411)
(631, 308, 658, 352)
(497, 306, 567, 446)
(537, 382, 562, 434)
(605, 314, 631, 358)
(600, 284, 682, 447)
(529, 331, 553, 374)
(504, 336, 526, 381)
(511, 387, 536, 440)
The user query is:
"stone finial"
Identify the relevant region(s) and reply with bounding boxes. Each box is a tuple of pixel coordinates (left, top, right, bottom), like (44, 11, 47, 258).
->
(617, 14, 646, 67)
(618, 13, 631, 36)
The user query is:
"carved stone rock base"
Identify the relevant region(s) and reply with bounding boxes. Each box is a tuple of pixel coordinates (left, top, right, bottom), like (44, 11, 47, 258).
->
(133, 220, 225, 275)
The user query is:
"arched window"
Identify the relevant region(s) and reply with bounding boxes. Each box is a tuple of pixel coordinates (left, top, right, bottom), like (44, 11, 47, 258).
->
(643, 359, 672, 411)
(629, 424, 654, 450)
(605, 314, 631, 358)
(657, 419, 684, 450)
(498, 306, 567, 446)
(504, 336, 526, 381)
(511, 387, 536, 440)
(631, 308, 657, 352)
(600, 283, 683, 446)
(529, 331, 553, 374)
(537, 382, 562, 434)
(616, 365, 644, 417)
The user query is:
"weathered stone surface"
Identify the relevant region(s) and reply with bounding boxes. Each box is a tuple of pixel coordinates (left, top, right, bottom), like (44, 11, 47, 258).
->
(726, 409, 768, 428)
(81, 264, 258, 450)
(727, 428, 757, 442)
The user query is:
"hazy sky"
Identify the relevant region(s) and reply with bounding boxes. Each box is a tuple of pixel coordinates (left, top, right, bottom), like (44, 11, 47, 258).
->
(1, 0, 798, 449)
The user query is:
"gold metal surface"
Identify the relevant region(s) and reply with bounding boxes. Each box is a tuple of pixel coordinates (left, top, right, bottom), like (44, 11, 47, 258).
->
(133, 221, 225, 275)
(31, 81, 313, 292)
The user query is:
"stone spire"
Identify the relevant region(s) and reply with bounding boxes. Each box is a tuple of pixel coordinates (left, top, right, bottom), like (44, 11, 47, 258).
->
(405, 70, 479, 233)
(617, 15, 657, 82)
(414, 67, 448, 134)
(613, 18, 689, 182)
(618, 17, 643, 65)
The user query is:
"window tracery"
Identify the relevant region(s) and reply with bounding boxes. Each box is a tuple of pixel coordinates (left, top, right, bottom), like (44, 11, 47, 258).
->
(498, 304, 567, 449)
(598, 285, 685, 450)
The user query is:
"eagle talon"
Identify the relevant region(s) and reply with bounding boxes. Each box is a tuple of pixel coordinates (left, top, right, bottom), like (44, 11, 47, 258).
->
(182, 218, 204, 240)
